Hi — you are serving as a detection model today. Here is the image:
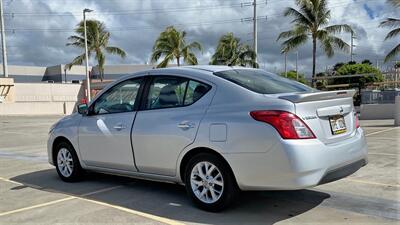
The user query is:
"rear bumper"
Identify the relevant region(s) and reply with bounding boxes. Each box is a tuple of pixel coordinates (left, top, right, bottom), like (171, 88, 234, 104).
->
(318, 158, 367, 185)
(224, 128, 368, 191)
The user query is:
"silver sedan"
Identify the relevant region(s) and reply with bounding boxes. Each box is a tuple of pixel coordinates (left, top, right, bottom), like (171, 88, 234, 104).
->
(47, 66, 367, 211)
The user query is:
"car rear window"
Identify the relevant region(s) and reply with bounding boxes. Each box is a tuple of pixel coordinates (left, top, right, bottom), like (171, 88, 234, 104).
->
(214, 69, 313, 94)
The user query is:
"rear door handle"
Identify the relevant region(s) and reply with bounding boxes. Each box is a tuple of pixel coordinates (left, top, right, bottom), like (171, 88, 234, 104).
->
(113, 123, 127, 130)
(178, 121, 195, 130)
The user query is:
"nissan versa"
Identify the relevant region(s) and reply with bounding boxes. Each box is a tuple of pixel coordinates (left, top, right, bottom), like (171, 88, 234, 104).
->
(47, 66, 368, 211)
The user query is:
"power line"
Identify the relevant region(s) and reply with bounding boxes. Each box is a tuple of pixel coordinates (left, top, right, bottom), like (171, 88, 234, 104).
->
(4, 2, 266, 17)
(3, 17, 267, 33)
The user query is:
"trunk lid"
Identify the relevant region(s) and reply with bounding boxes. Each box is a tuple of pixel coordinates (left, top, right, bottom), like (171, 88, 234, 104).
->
(276, 90, 357, 144)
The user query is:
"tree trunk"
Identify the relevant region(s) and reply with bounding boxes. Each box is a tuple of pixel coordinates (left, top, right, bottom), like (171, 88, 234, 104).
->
(100, 67, 104, 82)
(176, 57, 180, 66)
(312, 38, 317, 88)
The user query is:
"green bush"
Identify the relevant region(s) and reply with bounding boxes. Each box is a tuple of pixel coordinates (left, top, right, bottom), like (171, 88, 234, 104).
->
(280, 70, 308, 85)
(333, 63, 384, 88)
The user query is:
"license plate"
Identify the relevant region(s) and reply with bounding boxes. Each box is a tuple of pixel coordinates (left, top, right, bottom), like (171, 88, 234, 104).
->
(329, 115, 347, 135)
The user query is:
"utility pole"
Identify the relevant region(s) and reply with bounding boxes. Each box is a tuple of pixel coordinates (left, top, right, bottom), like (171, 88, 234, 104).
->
(253, 0, 257, 62)
(296, 51, 299, 80)
(350, 31, 356, 62)
(396, 60, 399, 89)
(0, 0, 8, 78)
(284, 51, 287, 77)
(83, 8, 93, 102)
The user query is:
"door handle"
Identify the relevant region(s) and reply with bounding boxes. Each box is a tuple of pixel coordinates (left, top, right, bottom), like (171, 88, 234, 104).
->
(113, 123, 127, 130)
(178, 121, 195, 130)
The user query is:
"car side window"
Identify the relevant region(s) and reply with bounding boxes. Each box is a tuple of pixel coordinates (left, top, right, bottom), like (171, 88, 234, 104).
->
(92, 78, 142, 115)
(146, 76, 188, 110)
(184, 80, 211, 105)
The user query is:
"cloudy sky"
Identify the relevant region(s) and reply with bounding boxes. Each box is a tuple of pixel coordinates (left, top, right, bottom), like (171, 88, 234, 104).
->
(2, 0, 399, 76)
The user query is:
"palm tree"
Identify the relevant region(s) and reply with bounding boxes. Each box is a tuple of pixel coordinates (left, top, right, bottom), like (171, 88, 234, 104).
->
(277, 0, 353, 86)
(388, 0, 400, 7)
(150, 26, 202, 68)
(380, 0, 400, 62)
(210, 33, 258, 68)
(66, 20, 126, 81)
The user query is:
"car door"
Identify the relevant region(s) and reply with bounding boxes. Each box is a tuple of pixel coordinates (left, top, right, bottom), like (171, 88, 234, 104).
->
(78, 77, 144, 171)
(132, 75, 212, 176)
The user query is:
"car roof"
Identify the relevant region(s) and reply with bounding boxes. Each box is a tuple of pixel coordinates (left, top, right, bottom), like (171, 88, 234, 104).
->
(116, 65, 262, 85)
(184, 65, 259, 73)
(155, 65, 263, 77)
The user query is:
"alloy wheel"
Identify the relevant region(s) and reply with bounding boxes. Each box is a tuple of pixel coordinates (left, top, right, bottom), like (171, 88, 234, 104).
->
(190, 161, 224, 204)
(57, 148, 74, 177)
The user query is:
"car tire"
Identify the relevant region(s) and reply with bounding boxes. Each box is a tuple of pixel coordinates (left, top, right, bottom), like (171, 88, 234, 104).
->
(54, 142, 83, 182)
(184, 153, 238, 212)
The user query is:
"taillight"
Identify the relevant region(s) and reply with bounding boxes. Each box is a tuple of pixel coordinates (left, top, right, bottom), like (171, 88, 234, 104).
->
(250, 110, 316, 139)
(354, 112, 360, 128)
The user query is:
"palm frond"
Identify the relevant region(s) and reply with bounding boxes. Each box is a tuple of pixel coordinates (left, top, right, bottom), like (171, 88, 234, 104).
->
(106, 46, 127, 58)
(284, 7, 312, 27)
(295, 0, 313, 8)
(388, 0, 400, 7)
(379, 18, 400, 28)
(67, 35, 85, 43)
(66, 53, 85, 70)
(66, 19, 126, 72)
(150, 49, 163, 63)
(321, 37, 334, 57)
(157, 53, 174, 68)
(384, 28, 400, 40)
(280, 34, 309, 53)
(384, 43, 400, 62)
(277, 25, 308, 41)
(187, 41, 203, 52)
(324, 24, 353, 34)
(183, 52, 198, 65)
(320, 36, 350, 57)
(66, 42, 85, 48)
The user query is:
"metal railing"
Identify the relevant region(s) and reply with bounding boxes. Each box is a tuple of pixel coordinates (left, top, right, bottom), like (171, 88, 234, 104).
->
(361, 89, 400, 104)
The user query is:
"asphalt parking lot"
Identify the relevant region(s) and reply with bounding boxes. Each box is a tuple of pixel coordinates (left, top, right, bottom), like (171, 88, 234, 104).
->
(0, 116, 398, 225)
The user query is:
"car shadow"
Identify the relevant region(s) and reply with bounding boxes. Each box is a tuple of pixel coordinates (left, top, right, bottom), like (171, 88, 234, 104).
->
(10, 169, 330, 225)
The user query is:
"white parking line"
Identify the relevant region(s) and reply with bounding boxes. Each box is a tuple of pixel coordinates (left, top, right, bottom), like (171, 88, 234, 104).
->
(0, 197, 76, 217)
(76, 197, 186, 225)
(0, 131, 35, 136)
(368, 152, 398, 156)
(0, 176, 185, 225)
(0, 177, 23, 185)
(0, 177, 123, 217)
(365, 127, 399, 137)
(346, 178, 400, 188)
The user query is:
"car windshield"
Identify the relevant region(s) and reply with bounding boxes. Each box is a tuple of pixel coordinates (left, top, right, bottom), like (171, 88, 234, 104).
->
(214, 69, 313, 94)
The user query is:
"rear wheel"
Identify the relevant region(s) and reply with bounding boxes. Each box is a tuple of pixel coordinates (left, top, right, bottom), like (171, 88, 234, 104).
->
(184, 153, 237, 212)
(55, 142, 83, 182)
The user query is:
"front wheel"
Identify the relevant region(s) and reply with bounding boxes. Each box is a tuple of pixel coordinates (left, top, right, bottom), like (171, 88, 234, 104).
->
(55, 142, 83, 182)
(184, 153, 238, 212)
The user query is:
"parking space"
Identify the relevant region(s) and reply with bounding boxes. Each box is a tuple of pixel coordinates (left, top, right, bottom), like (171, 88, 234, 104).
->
(0, 116, 398, 224)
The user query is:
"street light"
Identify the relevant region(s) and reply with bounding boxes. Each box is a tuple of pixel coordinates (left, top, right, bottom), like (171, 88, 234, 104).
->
(0, 0, 8, 78)
(83, 8, 93, 102)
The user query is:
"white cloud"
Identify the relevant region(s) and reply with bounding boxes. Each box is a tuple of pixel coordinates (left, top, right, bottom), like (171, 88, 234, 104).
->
(1, 0, 398, 76)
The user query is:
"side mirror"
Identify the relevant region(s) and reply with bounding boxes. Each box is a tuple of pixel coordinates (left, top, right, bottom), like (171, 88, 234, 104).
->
(77, 103, 88, 115)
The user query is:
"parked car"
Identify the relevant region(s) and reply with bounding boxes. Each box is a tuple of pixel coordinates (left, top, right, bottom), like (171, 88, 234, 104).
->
(47, 66, 368, 211)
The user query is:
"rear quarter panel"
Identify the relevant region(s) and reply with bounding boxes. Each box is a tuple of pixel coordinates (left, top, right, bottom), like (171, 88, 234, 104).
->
(176, 82, 296, 181)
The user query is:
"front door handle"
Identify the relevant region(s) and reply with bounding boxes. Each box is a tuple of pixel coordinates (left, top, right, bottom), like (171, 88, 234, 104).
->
(178, 121, 195, 130)
(113, 123, 126, 130)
